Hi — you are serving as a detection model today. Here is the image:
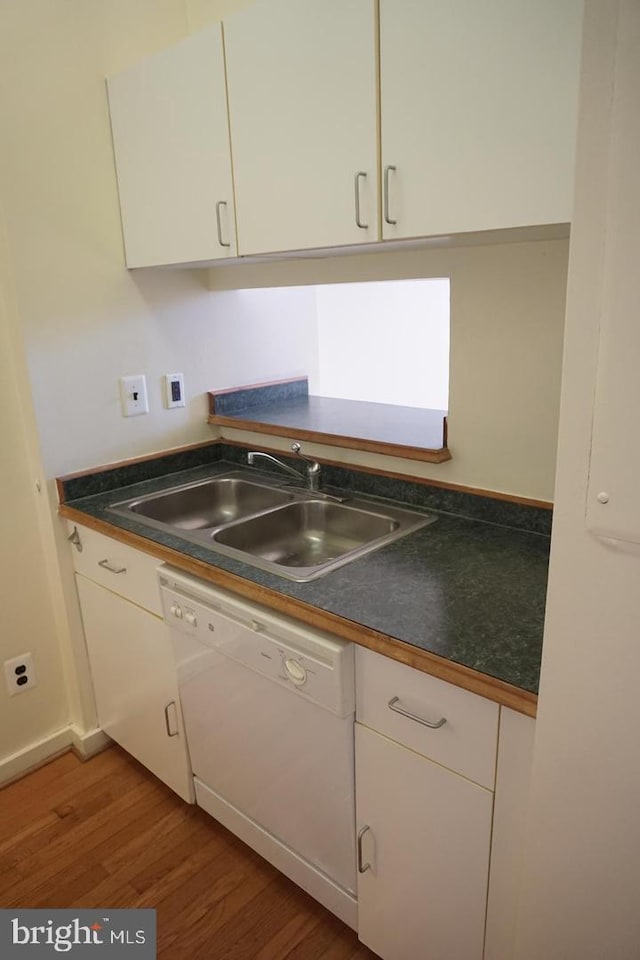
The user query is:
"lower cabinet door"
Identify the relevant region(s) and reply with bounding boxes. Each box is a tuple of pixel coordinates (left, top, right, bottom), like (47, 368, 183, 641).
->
(77, 574, 193, 803)
(355, 723, 493, 960)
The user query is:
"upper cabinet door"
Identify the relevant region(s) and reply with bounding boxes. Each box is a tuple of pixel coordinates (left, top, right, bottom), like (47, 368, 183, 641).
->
(379, 0, 583, 240)
(224, 0, 378, 255)
(107, 25, 237, 267)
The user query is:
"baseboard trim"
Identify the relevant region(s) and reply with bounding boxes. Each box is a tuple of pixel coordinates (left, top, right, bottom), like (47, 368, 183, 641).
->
(69, 725, 111, 760)
(0, 727, 73, 787)
(0, 725, 111, 787)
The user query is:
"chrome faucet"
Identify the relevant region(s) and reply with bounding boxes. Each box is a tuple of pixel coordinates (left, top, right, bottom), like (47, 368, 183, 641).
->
(247, 441, 321, 492)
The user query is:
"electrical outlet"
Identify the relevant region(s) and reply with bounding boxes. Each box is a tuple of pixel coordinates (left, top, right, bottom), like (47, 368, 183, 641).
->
(164, 373, 185, 409)
(4, 653, 37, 697)
(119, 374, 149, 417)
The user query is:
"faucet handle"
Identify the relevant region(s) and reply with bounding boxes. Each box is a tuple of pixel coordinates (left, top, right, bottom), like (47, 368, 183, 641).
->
(291, 441, 318, 466)
(291, 441, 317, 463)
(291, 441, 321, 491)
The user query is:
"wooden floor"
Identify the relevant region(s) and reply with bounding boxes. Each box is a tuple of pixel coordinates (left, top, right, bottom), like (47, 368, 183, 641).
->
(0, 747, 379, 960)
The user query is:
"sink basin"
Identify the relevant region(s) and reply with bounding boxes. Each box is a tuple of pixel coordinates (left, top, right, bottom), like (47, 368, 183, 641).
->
(211, 497, 434, 580)
(110, 476, 294, 531)
(109, 470, 435, 581)
(213, 500, 398, 567)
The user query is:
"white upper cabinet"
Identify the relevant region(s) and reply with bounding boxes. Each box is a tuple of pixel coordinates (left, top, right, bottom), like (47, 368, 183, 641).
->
(106, 0, 583, 264)
(379, 0, 583, 240)
(107, 24, 236, 267)
(224, 0, 378, 255)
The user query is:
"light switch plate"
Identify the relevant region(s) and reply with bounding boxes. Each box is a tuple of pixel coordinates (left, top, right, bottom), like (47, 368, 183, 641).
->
(119, 374, 149, 417)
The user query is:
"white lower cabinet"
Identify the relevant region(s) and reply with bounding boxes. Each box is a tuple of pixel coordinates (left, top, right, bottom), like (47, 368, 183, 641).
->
(484, 708, 536, 960)
(356, 723, 493, 960)
(76, 575, 193, 803)
(69, 524, 193, 803)
(354, 647, 498, 960)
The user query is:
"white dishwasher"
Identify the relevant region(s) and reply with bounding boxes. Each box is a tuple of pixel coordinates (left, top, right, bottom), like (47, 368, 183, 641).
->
(158, 565, 357, 928)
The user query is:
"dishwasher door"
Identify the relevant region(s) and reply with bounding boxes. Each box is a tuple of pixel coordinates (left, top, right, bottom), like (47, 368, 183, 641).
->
(183, 645, 356, 894)
(161, 570, 356, 901)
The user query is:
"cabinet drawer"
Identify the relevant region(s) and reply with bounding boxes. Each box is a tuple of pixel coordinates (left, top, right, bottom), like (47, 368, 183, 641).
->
(356, 647, 499, 789)
(68, 523, 161, 616)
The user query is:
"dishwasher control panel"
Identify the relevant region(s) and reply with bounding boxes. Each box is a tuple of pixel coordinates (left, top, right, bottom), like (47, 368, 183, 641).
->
(159, 565, 354, 716)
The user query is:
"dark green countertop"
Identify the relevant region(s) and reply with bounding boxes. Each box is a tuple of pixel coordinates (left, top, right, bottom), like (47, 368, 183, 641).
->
(212, 395, 448, 451)
(60, 458, 549, 698)
(207, 378, 448, 457)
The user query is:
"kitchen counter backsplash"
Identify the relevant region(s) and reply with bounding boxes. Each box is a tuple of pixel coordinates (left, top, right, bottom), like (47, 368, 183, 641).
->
(59, 440, 552, 537)
(59, 441, 222, 501)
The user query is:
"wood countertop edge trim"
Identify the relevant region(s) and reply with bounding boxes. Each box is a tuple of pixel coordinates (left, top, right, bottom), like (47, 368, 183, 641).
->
(208, 416, 452, 464)
(60, 504, 537, 719)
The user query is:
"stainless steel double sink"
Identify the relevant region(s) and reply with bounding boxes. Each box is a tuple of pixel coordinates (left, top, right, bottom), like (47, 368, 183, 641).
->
(109, 471, 435, 582)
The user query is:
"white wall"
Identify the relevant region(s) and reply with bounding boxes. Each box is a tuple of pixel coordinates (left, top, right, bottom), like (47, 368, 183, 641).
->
(208, 287, 318, 393)
(0, 0, 238, 764)
(515, 3, 640, 957)
(0, 1, 197, 479)
(0, 212, 70, 767)
(210, 238, 568, 502)
(314, 279, 450, 410)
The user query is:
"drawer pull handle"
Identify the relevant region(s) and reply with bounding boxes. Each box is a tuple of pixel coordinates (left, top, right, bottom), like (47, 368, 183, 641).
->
(357, 824, 371, 873)
(98, 559, 127, 574)
(164, 701, 179, 738)
(388, 696, 447, 729)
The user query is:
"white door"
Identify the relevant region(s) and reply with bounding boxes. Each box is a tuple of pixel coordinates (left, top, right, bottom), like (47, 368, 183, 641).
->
(356, 722, 493, 960)
(379, 0, 582, 239)
(77, 575, 193, 803)
(224, 0, 378, 254)
(107, 24, 236, 266)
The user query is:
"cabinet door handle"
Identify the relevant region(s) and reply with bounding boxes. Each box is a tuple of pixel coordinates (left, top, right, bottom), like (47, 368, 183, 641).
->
(383, 165, 397, 225)
(357, 824, 371, 873)
(388, 696, 447, 729)
(354, 171, 368, 229)
(67, 526, 83, 552)
(216, 200, 231, 248)
(97, 559, 127, 574)
(164, 701, 179, 738)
